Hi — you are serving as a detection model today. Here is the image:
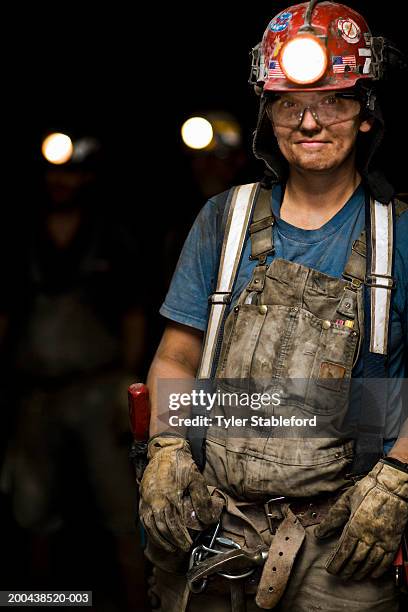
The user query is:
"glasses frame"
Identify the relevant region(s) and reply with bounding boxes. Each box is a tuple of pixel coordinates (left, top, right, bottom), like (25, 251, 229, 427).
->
(269, 92, 363, 128)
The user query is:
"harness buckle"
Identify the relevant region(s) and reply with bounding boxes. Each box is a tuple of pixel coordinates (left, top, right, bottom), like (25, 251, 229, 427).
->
(365, 274, 397, 290)
(208, 292, 232, 305)
(264, 496, 286, 533)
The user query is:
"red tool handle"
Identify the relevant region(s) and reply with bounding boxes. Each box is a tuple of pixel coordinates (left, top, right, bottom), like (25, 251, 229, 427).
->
(394, 545, 403, 567)
(128, 383, 151, 442)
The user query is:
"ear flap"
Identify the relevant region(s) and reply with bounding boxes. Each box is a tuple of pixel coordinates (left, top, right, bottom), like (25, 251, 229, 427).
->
(252, 96, 289, 182)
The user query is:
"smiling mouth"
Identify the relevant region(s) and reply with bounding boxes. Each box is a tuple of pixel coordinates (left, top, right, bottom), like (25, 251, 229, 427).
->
(295, 141, 331, 148)
(295, 140, 330, 144)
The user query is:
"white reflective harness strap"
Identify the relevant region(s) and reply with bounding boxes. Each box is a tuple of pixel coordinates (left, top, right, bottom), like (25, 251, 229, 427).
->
(197, 183, 259, 379)
(369, 198, 394, 355)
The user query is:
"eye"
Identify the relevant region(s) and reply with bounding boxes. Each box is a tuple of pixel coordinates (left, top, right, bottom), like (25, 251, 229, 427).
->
(280, 99, 297, 109)
(322, 95, 338, 106)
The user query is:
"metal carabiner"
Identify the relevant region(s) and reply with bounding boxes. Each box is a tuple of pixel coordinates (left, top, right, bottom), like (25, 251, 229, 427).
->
(214, 535, 260, 581)
(188, 521, 222, 594)
(218, 567, 257, 581)
(188, 546, 208, 594)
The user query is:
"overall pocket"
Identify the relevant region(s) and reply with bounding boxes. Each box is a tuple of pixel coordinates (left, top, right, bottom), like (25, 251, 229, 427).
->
(305, 322, 359, 415)
(217, 304, 269, 379)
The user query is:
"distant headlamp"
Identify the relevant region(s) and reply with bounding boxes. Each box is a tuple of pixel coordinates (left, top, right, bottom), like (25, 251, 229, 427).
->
(280, 34, 328, 85)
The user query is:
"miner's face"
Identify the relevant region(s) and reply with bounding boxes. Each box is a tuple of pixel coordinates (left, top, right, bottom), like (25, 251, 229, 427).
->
(266, 91, 373, 173)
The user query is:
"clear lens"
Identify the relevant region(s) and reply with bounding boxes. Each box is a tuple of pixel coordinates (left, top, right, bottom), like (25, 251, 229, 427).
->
(270, 94, 361, 128)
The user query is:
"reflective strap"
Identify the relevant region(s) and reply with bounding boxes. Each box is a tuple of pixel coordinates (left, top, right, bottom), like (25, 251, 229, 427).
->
(198, 183, 259, 379)
(369, 199, 394, 355)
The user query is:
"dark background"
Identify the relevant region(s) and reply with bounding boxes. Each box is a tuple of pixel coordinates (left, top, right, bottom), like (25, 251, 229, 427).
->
(5, 1, 408, 222)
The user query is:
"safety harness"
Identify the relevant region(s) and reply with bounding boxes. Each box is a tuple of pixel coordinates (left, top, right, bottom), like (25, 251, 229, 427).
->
(191, 182, 403, 476)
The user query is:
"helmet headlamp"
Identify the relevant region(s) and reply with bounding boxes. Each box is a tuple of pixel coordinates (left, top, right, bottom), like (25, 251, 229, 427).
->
(280, 33, 328, 85)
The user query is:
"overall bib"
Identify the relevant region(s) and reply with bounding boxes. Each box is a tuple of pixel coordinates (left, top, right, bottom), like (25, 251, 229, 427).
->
(204, 187, 366, 500)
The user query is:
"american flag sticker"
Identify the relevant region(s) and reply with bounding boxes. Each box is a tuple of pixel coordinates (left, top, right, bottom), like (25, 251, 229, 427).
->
(268, 60, 285, 78)
(332, 55, 357, 73)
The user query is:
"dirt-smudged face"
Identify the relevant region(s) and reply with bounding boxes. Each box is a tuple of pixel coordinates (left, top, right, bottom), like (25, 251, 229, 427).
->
(266, 91, 373, 173)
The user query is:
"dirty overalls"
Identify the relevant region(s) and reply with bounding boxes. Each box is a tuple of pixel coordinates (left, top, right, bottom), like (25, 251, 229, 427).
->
(151, 189, 400, 612)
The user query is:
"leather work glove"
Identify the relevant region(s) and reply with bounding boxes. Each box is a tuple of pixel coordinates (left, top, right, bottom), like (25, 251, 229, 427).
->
(139, 434, 219, 552)
(315, 459, 408, 580)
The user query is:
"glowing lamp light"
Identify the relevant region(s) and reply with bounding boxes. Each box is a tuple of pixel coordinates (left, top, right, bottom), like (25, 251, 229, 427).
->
(181, 117, 214, 150)
(41, 133, 73, 165)
(280, 35, 328, 85)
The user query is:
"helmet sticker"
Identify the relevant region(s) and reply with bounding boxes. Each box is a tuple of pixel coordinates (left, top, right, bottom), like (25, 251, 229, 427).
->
(337, 18, 361, 44)
(332, 55, 357, 73)
(272, 35, 284, 58)
(270, 12, 292, 32)
(359, 48, 372, 74)
(268, 60, 285, 78)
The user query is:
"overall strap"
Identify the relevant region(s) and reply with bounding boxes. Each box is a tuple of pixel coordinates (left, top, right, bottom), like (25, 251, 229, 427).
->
(342, 231, 366, 286)
(249, 187, 275, 263)
(341, 230, 366, 331)
(350, 197, 396, 475)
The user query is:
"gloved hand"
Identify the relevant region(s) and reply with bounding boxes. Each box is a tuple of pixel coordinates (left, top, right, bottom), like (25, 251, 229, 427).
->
(139, 434, 219, 552)
(315, 459, 408, 580)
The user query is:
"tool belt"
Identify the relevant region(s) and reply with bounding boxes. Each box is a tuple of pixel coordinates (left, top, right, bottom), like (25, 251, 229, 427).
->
(187, 489, 344, 611)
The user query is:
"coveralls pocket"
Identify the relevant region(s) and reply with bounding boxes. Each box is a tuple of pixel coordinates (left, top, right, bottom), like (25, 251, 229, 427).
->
(305, 322, 359, 416)
(217, 304, 270, 381)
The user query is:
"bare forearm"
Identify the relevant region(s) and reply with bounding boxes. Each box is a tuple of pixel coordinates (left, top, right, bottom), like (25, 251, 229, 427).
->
(147, 323, 203, 437)
(147, 353, 197, 436)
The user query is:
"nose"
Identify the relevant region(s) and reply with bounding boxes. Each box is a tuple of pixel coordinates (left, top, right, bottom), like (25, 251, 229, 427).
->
(298, 107, 321, 131)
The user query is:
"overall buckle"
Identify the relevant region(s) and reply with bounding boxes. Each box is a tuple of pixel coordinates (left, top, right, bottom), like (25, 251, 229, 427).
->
(342, 276, 363, 292)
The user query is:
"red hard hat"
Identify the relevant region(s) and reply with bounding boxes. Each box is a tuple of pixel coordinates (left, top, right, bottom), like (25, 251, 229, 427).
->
(250, 1, 381, 92)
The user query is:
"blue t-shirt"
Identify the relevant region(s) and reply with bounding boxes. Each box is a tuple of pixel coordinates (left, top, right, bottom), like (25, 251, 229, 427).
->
(160, 183, 408, 444)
